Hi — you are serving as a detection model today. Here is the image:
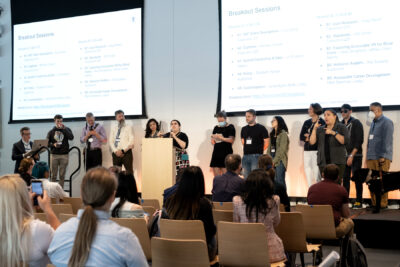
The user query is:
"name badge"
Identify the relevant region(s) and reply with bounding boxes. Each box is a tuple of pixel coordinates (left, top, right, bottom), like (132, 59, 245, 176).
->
(88, 138, 94, 143)
(369, 134, 374, 140)
(116, 138, 121, 142)
(246, 138, 252, 145)
(271, 148, 276, 153)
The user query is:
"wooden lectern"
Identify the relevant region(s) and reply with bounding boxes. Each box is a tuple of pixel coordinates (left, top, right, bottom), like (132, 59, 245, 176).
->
(141, 138, 175, 206)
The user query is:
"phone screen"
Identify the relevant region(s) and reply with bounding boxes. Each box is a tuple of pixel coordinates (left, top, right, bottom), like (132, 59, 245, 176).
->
(32, 181, 43, 196)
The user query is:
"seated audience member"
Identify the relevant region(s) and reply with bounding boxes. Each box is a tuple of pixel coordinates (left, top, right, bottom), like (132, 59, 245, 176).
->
(18, 157, 35, 186)
(48, 167, 148, 266)
(211, 154, 244, 202)
(163, 169, 183, 206)
(258, 154, 290, 212)
(164, 166, 217, 261)
(32, 161, 69, 199)
(233, 169, 286, 263)
(307, 164, 354, 238)
(111, 171, 146, 219)
(0, 174, 60, 266)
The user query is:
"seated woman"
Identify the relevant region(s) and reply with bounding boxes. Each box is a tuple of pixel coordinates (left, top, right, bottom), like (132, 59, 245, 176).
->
(18, 157, 35, 186)
(144, 118, 162, 138)
(258, 154, 290, 212)
(164, 166, 216, 261)
(48, 167, 148, 266)
(110, 171, 146, 220)
(32, 161, 69, 200)
(233, 169, 286, 263)
(0, 174, 60, 266)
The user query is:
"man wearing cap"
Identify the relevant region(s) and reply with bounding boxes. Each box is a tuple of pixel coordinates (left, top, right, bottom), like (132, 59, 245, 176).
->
(340, 104, 364, 209)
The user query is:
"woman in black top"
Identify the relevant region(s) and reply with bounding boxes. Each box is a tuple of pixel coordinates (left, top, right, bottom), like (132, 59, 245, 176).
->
(299, 103, 325, 187)
(210, 111, 236, 176)
(144, 118, 161, 138)
(163, 120, 189, 176)
(165, 166, 216, 261)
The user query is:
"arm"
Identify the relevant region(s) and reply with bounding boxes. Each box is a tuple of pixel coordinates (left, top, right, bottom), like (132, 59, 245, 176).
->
(109, 128, 118, 153)
(381, 120, 394, 160)
(37, 190, 61, 230)
(12, 143, 24, 161)
(64, 127, 74, 140)
(173, 136, 186, 149)
(309, 125, 318, 145)
(271, 196, 281, 227)
(47, 131, 55, 148)
(98, 125, 108, 143)
(299, 121, 308, 142)
(341, 203, 350, 218)
(263, 138, 270, 151)
(80, 127, 88, 143)
(124, 126, 134, 151)
(272, 132, 288, 165)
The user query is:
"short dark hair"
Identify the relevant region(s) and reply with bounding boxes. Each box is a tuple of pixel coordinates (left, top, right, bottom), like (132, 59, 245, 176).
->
(54, 114, 63, 120)
(324, 108, 339, 122)
(322, 164, 339, 181)
(215, 110, 227, 119)
(171, 119, 181, 126)
(310, 103, 323, 115)
(115, 110, 124, 116)
(370, 102, 382, 109)
(86, 112, 94, 118)
(20, 127, 30, 134)
(225, 154, 241, 172)
(341, 104, 352, 111)
(246, 109, 256, 116)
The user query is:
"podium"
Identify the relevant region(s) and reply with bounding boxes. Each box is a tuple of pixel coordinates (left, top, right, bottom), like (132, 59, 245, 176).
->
(141, 138, 175, 206)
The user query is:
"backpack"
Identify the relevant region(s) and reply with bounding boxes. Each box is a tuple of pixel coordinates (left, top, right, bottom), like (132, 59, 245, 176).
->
(346, 236, 368, 267)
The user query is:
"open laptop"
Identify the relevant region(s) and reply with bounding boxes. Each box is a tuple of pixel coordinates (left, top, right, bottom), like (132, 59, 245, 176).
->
(31, 139, 48, 154)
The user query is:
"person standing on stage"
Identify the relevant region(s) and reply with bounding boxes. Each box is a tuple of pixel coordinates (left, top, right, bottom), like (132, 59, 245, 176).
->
(366, 102, 393, 209)
(210, 111, 236, 177)
(47, 114, 74, 188)
(109, 110, 134, 174)
(241, 109, 269, 179)
(12, 127, 38, 173)
(340, 104, 364, 209)
(80, 113, 107, 171)
(299, 103, 325, 187)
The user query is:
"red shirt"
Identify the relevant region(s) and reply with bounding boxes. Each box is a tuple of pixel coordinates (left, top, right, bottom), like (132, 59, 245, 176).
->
(307, 179, 349, 226)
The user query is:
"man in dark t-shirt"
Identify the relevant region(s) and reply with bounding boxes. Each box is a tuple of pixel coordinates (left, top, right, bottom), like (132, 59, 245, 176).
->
(308, 164, 354, 238)
(240, 109, 269, 178)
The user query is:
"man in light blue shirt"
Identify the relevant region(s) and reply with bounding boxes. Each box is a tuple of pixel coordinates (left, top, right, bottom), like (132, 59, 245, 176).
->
(48, 209, 148, 267)
(366, 102, 393, 208)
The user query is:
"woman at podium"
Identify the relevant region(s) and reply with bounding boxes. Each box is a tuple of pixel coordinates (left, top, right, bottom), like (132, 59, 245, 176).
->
(163, 119, 189, 175)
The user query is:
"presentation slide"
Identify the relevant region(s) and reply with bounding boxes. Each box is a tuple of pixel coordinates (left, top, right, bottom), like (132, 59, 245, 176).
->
(220, 0, 400, 113)
(12, 8, 142, 121)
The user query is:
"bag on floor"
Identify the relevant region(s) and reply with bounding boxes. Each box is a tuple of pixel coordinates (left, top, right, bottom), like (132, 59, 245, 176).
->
(346, 236, 368, 267)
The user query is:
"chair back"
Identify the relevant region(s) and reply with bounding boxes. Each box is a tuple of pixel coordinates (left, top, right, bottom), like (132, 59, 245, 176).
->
(218, 221, 271, 266)
(34, 213, 47, 223)
(212, 201, 233, 210)
(151, 237, 209, 267)
(142, 206, 156, 224)
(296, 204, 337, 239)
(62, 197, 83, 214)
(50, 198, 58, 204)
(160, 219, 206, 242)
(110, 217, 152, 260)
(141, 199, 161, 210)
(51, 204, 73, 218)
(59, 213, 76, 223)
(275, 212, 308, 252)
(213, 209, 233, 226)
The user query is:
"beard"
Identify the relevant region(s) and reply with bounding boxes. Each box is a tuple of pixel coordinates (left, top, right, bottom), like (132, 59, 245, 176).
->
(118, 119, 125, 127)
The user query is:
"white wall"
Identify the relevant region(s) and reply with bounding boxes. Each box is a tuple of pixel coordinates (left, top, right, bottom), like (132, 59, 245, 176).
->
(0, 0, 399, 199)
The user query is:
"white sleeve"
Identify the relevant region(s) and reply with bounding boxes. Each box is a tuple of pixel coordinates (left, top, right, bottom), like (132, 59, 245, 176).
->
(31, 219, 54, 258)
(109, 127, 117, 152)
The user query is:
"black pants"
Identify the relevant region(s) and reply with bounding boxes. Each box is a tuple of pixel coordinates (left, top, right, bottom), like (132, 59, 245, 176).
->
(85, 149, 102, 171)
(343, 156, 363, 202)
(112, 149, 133, 174)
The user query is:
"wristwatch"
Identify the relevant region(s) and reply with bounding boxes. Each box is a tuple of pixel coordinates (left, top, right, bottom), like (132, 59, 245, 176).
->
(334, 131, 338, 136)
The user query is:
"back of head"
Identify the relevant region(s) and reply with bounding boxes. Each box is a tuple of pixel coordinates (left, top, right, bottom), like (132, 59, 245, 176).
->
(322, 164, 339, 181)
(18, 158, 34, 174)
(32, 161, 49, 179)
(225, 154, 241, 173)
(311, 103, 323, 115)
(69, 167, 117, 267)
(242, 169, 275, 222)
(112, 172, 139, 217)
(166, 166, 205, 220)
(257, 154, 276, 179)
(0, 174, 33, 266)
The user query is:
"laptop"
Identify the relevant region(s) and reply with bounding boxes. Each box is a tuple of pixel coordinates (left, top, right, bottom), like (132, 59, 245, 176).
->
(31, 139, 48, 154)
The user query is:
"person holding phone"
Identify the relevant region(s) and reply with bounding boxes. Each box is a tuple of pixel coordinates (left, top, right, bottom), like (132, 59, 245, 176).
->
(0, 174, 60, 266)
(47, 114, 74, 188)
(309, 109, 349, 182)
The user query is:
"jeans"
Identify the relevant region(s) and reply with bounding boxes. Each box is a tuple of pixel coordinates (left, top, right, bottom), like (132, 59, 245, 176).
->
(275, 161, 287, 190)
(50, 154, 69, 188)
(342, 156, 362, 202)
(242, 154, 261, 179)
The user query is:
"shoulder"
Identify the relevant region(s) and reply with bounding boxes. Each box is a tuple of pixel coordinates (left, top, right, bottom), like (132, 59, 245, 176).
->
(233, 195, 244, 206)
(31, 219, 54, 237)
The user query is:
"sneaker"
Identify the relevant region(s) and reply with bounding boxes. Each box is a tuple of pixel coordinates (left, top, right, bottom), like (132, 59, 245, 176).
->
(353, 202, 362, 209)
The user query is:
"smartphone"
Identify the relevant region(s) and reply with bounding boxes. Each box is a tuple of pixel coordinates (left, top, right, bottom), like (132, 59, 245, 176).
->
(31, 180, 43, 206)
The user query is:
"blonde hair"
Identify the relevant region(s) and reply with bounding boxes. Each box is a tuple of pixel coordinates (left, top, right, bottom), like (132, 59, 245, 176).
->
(68, 167, 117, 267)
(0, 174, 33, 267)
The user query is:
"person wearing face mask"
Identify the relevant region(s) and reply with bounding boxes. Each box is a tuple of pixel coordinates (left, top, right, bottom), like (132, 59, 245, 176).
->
(210, 111, 236, 176)
(109, 110, 134, 174)
(47, 114, 74, 188)
(80, 113, 107, 171)
(241, 109, 269, 179)
(366, 102, 393, 209)
(340, 104, 364, 209)
(163, 119, 189, 176)
(309, 109, 349, 181)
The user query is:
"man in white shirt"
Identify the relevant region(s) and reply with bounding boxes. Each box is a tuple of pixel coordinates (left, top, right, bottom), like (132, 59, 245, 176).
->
(109, 110, 134, 174)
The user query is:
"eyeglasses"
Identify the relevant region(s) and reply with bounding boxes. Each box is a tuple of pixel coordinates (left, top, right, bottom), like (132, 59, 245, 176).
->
(340, 109, 349, 114)
(23, 132, 31, 136)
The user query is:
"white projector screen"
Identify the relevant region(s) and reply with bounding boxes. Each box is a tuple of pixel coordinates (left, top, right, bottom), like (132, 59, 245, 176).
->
(219, 0, 400, 113)
(12, 8, 142, 121)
